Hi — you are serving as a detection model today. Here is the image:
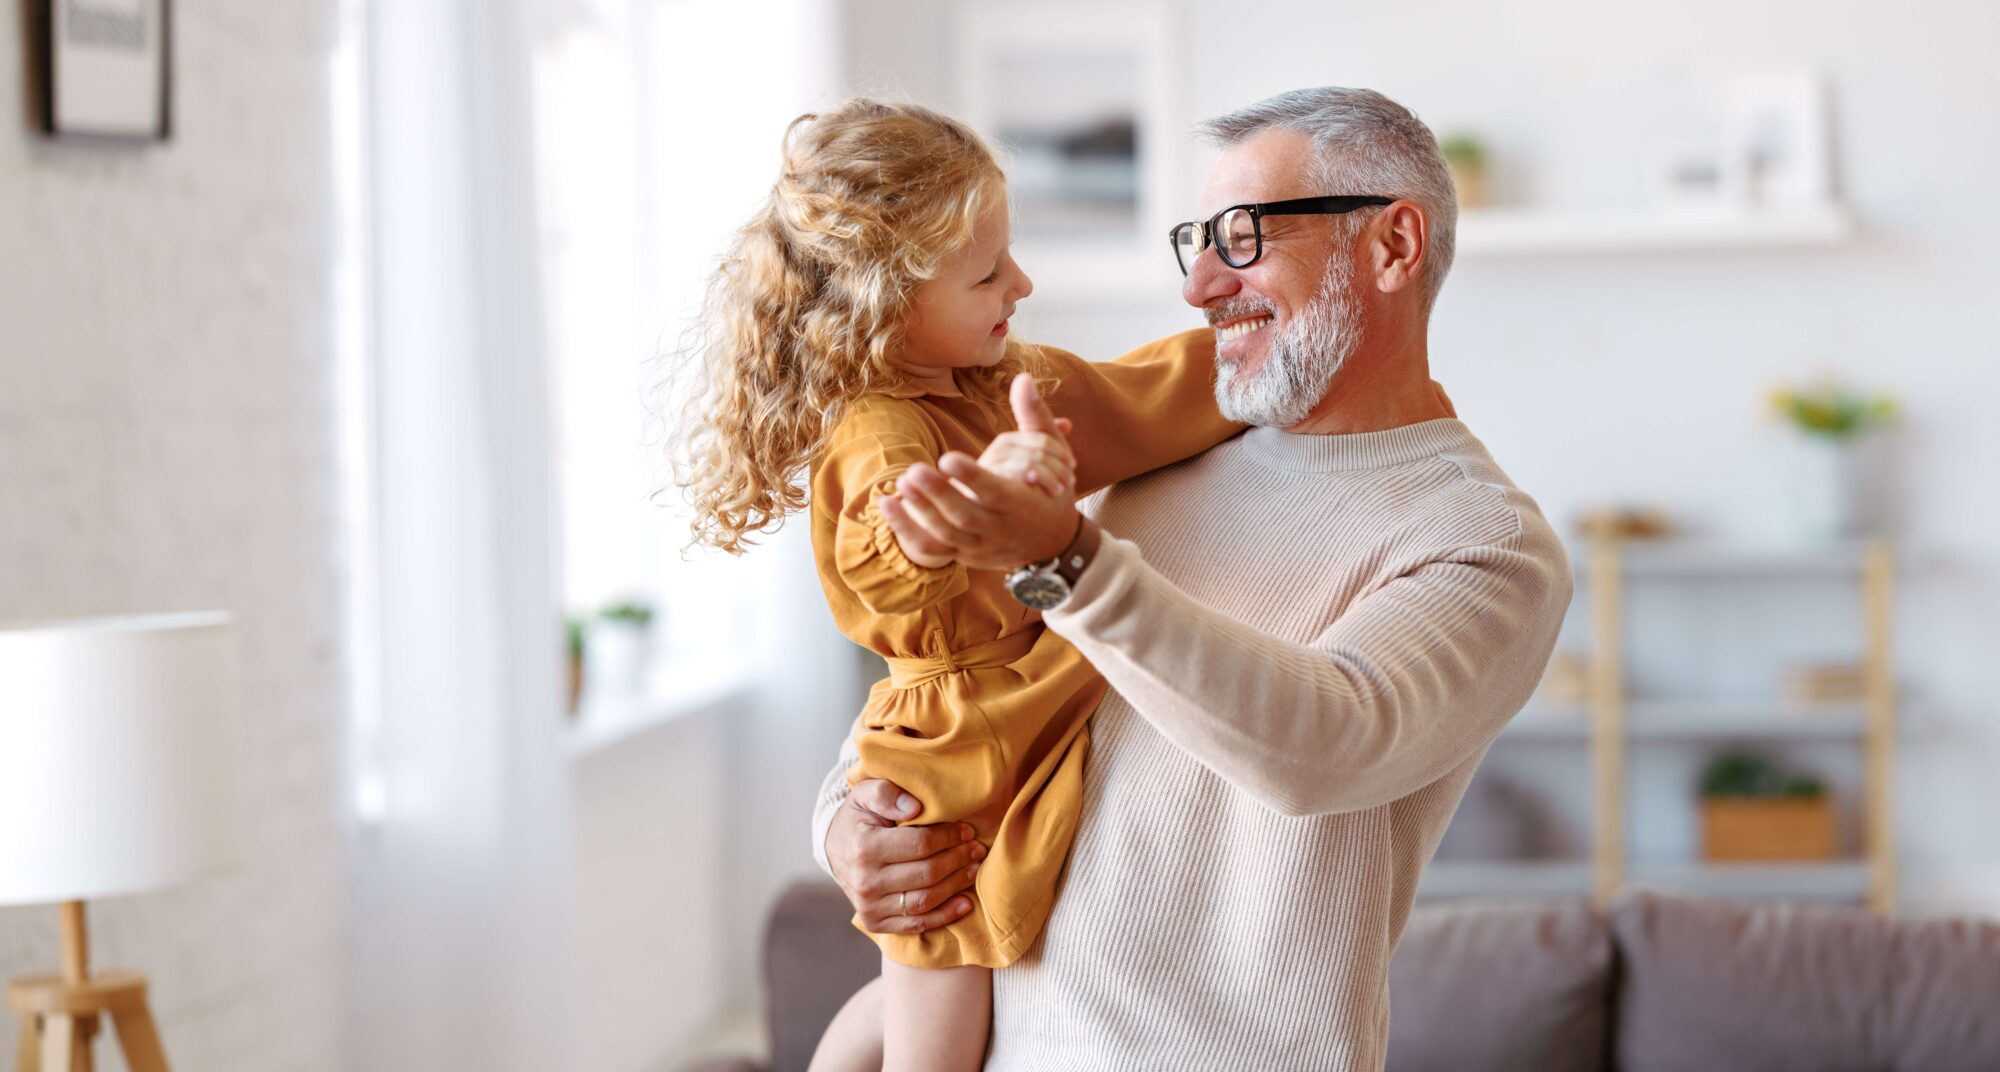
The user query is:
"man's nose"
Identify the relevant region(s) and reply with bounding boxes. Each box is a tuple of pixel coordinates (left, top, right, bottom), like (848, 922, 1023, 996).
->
(1181, 247, 1239, 309)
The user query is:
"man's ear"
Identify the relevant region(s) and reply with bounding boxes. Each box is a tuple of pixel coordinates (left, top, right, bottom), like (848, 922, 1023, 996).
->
(1369, 200, 1428, 297)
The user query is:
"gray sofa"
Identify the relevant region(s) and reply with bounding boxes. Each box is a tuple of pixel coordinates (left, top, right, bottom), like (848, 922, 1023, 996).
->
(689, 880, 2000, 1072)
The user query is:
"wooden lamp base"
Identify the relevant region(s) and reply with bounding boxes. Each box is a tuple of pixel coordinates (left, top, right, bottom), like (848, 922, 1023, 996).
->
(5, 902, 170, 1072)
(8, 971, 169, 1072)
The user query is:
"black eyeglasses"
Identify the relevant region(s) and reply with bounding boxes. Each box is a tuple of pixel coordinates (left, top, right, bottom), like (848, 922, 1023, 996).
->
(1169, 195, 1394, 276)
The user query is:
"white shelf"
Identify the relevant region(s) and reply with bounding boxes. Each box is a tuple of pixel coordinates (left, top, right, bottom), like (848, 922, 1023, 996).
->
(1625, 861, 1871, 901)
(1501, 701, 1868, 742)
(1456, 204, 1854, 257)
(1419, 860, 1871, 902)
(1588, 540, 1875, 579)
(1629, 701, 1866, 739)
(1419, 861, 1594, 899)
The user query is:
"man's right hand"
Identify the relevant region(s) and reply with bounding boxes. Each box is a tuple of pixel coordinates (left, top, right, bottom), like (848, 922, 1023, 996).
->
(825, 776, 985, 935)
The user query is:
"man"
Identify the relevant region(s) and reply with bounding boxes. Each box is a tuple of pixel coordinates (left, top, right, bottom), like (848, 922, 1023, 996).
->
(811, 87, 1573, 1069)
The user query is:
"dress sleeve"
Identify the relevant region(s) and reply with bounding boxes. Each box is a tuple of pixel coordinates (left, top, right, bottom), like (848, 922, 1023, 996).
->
(821, 402, 970, 615)
(1033, 328, 1245, 495)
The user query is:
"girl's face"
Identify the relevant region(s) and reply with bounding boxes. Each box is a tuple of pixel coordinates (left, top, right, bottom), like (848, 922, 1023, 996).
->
(899, 193, 1034, 386)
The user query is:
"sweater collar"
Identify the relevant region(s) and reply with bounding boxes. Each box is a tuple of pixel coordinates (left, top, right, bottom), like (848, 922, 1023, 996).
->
(1239, 418, 1477, 472)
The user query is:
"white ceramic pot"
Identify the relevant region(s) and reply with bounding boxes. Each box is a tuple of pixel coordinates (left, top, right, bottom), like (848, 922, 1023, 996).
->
(583, 620, 650, 700)
(1786, 437, 1860, 545)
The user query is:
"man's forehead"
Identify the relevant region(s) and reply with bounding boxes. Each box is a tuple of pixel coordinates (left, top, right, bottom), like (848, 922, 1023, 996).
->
(1197, 129, 1319, 215)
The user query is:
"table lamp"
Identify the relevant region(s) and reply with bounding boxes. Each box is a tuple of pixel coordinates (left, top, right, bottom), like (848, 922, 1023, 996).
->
(0, 612, 240, 1072)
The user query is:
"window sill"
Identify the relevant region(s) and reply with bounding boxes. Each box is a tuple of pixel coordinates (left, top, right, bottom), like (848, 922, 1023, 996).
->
(567, 656, 754, 760)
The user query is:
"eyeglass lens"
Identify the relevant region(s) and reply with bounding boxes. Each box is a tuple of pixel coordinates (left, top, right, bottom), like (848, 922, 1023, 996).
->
(1174, 207, 1264, 275)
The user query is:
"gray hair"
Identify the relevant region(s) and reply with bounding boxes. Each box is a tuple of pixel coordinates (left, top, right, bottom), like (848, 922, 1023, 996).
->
(1196, 87, 1457, 312)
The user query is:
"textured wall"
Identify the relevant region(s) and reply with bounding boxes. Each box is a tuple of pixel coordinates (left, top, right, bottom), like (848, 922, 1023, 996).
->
(0, 2, 348, 1069)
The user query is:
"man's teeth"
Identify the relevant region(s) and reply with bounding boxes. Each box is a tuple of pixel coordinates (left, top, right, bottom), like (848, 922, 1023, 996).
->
(1215, 316, 1273, 343)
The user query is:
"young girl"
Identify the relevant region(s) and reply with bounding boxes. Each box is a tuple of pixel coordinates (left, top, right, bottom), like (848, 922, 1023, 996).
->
(673, 98, 1240, 1071)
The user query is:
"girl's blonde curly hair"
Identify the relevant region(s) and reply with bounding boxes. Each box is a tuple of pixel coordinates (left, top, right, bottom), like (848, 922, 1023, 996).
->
(664, 98, 1030, 554)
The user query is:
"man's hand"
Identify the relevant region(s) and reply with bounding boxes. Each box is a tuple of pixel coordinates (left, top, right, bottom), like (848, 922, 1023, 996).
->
(825, 776, 986, 934)
(976, 413, 1077, 501)
(880, 374, 1082, 569)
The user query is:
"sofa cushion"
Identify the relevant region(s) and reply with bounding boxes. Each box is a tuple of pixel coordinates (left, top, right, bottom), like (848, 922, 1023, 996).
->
(764, 881, 881, 1072)
(1387, 897, 1613, 1072)
(1610, 891, 2000, 1072)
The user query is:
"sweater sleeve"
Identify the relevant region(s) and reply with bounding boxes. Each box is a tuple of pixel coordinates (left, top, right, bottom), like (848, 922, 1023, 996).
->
(809, 726, 863, 878)
(1043, 520, 1573, 816)
(1033, 330, 1245, 496)
(822, 403, 970, 615)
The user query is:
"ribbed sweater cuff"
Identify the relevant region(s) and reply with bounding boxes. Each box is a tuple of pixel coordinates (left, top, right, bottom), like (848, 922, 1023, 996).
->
(1048, 531, 1140, 628)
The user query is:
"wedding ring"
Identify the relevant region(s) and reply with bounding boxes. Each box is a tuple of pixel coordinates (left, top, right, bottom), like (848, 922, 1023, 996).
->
(898, 891, 908, 915)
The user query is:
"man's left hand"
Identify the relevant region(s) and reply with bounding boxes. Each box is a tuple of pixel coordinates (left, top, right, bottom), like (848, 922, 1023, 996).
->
(879, 375, 1082, 570)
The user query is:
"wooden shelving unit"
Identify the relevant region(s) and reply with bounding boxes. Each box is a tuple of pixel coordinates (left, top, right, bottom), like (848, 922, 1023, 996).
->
(1450, 538, 1898, 912)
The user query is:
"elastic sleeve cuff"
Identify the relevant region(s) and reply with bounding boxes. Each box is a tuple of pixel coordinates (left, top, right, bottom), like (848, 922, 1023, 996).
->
(833, 481, 969, 614)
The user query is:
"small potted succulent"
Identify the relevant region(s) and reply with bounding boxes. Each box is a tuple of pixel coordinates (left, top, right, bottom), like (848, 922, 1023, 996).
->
(584, 597, 656, 702)
(1768, 377, 1897, 543)
(1698, 751, 1833, 862)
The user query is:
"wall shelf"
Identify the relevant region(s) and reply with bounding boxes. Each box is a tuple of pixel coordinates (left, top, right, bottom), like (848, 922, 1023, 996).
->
(1625, 861, 1872, 901)
(1420, 861, 1594, 899)
(1588, 540, 1874, 579)
(1504, 702, 1867, 742)
(1456, 204, 1854, 258)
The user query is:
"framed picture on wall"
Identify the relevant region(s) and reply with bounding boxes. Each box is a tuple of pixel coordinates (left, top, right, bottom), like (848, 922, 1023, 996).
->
(956, 2, 1185, 301)
(39, 0, 173, 140)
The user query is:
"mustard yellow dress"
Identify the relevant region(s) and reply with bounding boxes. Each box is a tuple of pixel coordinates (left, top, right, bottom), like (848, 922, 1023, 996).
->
(807, 328, 1242, 969)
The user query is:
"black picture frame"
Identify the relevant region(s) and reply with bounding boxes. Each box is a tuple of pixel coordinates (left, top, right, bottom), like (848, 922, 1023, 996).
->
(35, 0, 173, 142)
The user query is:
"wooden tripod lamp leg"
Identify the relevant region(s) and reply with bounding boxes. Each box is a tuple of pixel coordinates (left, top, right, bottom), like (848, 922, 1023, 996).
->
(36, 1013, 73, 1072)
(110, 1007, 170, 1072)
(17, 1011, 43, 1072)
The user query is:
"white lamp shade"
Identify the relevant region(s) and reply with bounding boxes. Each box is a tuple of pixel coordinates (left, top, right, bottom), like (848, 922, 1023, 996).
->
(0, 612, 242, 906)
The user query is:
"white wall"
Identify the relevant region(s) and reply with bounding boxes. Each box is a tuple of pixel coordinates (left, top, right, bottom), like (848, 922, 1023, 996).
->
(0, 3, 348, 1069)
(845, 0, 2000, 913)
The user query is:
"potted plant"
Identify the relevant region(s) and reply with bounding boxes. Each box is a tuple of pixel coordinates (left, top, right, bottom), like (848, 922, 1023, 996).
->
(585, 597, 656, 702)
(564, 614, 586, 716)
(1439, 133, 1490, 208)
(1768, 377, 1897, 543)
(1698, 751, 1834, 862)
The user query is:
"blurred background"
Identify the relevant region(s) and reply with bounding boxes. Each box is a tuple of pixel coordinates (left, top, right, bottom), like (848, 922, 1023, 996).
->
(2, 0, 1996, 1069)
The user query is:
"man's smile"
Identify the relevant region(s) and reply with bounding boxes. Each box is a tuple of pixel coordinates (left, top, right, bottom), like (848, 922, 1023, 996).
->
(1214, 315, 1273, 344)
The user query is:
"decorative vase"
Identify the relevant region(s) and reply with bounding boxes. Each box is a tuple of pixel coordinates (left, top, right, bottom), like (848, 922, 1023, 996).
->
(1449, 162, 1488, 209)
(1785, 437, 1860, 545)
(583, 619, 649, 701)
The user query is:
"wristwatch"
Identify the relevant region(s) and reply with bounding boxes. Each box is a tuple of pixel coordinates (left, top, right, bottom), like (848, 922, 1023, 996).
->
(1003, 519, 1098, 611)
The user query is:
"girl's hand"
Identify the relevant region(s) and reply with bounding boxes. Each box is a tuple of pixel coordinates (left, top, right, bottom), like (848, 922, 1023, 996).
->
(883, 498, 957, 569)
(977, 422, 1076, 500)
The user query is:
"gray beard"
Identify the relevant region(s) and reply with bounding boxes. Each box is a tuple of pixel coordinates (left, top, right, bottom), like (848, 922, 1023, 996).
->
(1213, 257, 1360, 428)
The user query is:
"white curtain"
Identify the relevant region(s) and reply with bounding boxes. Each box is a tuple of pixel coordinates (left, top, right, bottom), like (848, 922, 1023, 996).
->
(341, 0, 576, 1068)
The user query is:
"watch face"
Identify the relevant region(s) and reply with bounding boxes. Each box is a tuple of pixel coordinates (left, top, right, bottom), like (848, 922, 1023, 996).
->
(1009, 572, 1070, 611)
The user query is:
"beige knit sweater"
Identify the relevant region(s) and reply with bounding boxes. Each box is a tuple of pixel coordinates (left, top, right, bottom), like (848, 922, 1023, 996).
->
(811, 418, 1572, 1071)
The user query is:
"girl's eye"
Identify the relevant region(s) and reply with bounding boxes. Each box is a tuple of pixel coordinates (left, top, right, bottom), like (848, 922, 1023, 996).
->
(978, 268, 1000, 285)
